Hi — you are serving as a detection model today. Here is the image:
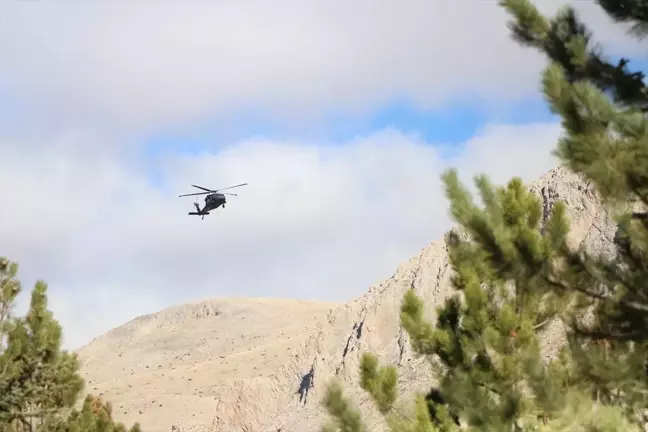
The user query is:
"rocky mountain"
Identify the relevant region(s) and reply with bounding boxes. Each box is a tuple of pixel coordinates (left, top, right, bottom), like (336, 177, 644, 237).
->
(77, 165, 618, 431)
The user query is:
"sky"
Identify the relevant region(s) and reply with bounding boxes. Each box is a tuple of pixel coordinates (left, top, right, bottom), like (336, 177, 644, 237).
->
(0, 0, 645, 350)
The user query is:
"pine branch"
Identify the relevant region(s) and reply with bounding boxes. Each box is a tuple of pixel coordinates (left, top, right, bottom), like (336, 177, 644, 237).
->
(597, 0, 648, 37)
(544, 274, 607, 300)
(571, 323, 645, 341)
(501, 0, 648, 111)
(532, 318, 551, 330)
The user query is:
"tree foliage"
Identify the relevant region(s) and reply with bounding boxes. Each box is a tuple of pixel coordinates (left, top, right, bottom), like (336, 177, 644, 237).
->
(48, 395, 142, 432)
(501, 0, 648, 419)
(321, 0, 648, 430)
(0, 257, 141, 432)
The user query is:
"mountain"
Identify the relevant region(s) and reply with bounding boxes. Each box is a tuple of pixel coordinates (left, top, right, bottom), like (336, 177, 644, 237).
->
(77, 165, 618, 431)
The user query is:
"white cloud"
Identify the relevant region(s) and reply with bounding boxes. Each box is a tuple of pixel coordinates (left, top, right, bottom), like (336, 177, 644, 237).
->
(0, 122, 561, 350)
(0, 0, 638, 133)
(0, 0, 628, 354)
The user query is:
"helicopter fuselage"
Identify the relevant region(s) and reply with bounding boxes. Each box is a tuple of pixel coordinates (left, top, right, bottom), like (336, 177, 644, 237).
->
(203, 192, 226, 212)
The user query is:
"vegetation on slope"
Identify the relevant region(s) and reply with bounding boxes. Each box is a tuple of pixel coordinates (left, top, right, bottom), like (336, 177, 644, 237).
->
(321, 0, 648, 430)
(0, 257, 141, 432)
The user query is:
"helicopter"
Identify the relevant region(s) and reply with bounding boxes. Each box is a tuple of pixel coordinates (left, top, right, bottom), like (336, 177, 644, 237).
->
(178, 183, 248, 219)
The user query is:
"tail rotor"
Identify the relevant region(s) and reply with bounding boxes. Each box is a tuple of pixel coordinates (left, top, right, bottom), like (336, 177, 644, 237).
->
(194, 203, 205, 220)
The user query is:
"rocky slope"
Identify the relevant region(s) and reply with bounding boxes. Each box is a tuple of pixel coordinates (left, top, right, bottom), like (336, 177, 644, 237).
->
(77, 165, 618, 431)
(77, 298, 338, 431)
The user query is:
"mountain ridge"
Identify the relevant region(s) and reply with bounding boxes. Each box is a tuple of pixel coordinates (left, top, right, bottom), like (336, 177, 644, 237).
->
(77, 165, 618, 431)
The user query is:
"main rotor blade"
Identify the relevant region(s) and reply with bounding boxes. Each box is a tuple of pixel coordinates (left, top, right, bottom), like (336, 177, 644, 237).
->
(215, 183, 248, 192)
(222, 193, 237, 196)
(179, 191, 211, 197)
(191, 184, 214, 193)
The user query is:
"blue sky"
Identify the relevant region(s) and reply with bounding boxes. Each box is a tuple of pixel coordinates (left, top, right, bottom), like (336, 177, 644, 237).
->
(142, 54, 648, 163)
(141, 96, 559, 189)
(143, 97, 557, 155)
(141, 53, 648, 189)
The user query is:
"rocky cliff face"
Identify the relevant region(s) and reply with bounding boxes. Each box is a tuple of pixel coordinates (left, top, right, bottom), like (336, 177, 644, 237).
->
(78, 165, 618, 432)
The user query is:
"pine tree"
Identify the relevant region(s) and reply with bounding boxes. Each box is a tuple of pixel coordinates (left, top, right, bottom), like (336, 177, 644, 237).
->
(321, 167, 589, 431)
(322, 171, 641, 431)
(47, 395, 142, 432)
(0, 256, 141, 432)
(323, 0, 648, 430)
(500, 0, 648, 423)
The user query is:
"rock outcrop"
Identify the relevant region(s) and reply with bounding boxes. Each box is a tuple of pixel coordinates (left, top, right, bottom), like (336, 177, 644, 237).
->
(78, 165, 618, 431)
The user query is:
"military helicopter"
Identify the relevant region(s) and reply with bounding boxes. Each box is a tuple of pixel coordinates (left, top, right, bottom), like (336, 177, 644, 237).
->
(178, 183, 248, 219)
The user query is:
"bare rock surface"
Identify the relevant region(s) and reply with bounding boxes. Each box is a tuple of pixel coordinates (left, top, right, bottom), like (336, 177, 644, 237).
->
(77, 298, 337, 431)
(78, 165, 619, 432)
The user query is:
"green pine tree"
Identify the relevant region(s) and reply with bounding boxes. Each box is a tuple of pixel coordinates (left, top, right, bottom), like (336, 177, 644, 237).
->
(321, 171, 578, 431)
(47, 395, 142, 432)
(500, 0, 648, 423)
(322, 0, 648, 430)
(0, 256, 141, 432)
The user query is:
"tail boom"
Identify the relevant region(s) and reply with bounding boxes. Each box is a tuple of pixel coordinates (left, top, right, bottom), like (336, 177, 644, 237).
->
(189, 202, 209, 216)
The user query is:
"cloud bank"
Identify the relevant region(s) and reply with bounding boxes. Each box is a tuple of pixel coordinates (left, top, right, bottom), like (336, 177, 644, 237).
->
(0, 0, 638, 133)
(1, 122, 560, 349)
